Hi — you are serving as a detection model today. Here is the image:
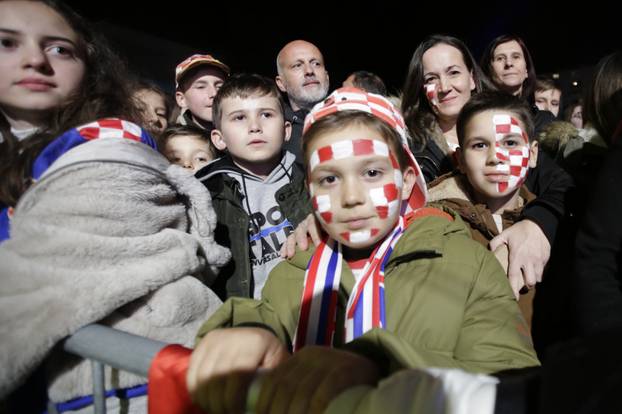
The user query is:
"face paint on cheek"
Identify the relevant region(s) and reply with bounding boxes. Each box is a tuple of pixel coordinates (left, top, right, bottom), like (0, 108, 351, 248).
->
(369, 183, 401, 219)
(492, 114, 530, 193)
(312, 194, 333, 224)
(425, 83, 439, 107)
(340, 228, 380, 244)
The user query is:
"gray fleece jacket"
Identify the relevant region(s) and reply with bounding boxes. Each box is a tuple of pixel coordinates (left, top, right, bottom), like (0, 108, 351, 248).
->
(0, 138, 230, 403)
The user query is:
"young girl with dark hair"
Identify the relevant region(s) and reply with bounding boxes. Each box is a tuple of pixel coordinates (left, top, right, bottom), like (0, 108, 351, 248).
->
(0, 0, 145, 240)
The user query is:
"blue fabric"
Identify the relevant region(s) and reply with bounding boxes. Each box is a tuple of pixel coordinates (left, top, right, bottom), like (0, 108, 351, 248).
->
(32, 123, 156, 180)
(0, 207, 10, 243)
(45, 383, 148, 413)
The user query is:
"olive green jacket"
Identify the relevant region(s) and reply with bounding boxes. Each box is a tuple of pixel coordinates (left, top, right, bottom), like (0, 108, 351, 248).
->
(197, 210, 539, 410)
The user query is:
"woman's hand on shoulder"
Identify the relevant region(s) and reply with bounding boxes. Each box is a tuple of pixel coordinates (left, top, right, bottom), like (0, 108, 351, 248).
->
(490, 219, 550, 299)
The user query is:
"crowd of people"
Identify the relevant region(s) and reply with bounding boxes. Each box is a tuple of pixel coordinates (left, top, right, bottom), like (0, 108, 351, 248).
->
(1, 0, 622, 413)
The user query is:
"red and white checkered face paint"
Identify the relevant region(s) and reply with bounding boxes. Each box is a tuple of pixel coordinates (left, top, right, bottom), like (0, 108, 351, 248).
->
(311, 190, 333, 224)
(369, 183, 401, 219)
(340, 229, 380, 243)
(309, 138, 390, 172)
(425, 83, 439, 107)
(304, 87, 427, 216)
(492, 114, 530, 193)
(309, 138, 404, 243)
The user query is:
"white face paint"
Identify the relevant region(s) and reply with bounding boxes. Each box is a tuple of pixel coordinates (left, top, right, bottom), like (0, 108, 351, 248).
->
(492, 114, 530, 193)
(307, 134, 405, 247)
(312, 187, 333, 224)
(425, 83, 439, 107)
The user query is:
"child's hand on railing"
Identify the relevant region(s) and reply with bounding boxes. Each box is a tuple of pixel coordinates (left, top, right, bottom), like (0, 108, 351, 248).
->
(187, 327, 290, 413)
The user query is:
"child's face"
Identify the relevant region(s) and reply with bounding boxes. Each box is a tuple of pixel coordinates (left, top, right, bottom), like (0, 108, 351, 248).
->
(534, 88, 561, 117)
(570, 105, 583, 129)
(0, 1, 86, 122)
(459, 110, 538, 202)
(211, 94, 290, 173)
(306, 125, 416, 249)
(135, 89, 168, 135)
(175, 67, 225, 123)
(163, 134, 213, 172)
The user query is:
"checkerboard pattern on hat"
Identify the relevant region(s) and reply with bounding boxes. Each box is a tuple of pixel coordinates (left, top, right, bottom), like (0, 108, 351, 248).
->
(31, 118, 156, 180)
(77, 118, 144, 141)
(303, 87, 407, 145)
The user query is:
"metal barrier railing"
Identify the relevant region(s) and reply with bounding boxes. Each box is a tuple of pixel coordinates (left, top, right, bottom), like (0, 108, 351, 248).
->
(50, 324, 169, 414)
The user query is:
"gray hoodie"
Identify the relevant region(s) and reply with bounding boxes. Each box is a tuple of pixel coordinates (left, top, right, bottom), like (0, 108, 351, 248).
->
(202, 151, 298, 298)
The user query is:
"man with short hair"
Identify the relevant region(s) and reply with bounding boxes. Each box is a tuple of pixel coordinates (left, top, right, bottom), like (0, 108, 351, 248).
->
(275, 40, 329, 161)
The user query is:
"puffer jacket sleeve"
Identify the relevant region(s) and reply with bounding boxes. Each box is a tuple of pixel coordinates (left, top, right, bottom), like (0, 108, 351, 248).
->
(194, 297, 292, 347)
(453, 248, 541, 372)
(325, 369, 498, 414)
(341, 244, 539, 376)
(195, 258, 307, 348)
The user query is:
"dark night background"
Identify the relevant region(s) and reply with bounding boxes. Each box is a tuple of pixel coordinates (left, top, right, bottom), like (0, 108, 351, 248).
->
(65, 1, 617, 100)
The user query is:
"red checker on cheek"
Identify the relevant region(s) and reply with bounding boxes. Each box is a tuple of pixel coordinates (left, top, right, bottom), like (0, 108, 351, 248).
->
(383, 183, 399, 201)
(376, 206, 389, 219)
(320, 212, 333, 223)
(498, 182, 508, 192)
(495, 151, 510, 162)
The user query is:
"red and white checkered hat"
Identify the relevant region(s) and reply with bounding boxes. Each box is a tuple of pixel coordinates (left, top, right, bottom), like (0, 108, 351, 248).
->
(304, 87, 407, 145)
(175, 54, 229, 89)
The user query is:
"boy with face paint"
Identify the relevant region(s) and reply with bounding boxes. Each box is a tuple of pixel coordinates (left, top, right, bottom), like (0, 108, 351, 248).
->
(429, 91, 539, 317)
(186, 88, 539, 414)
